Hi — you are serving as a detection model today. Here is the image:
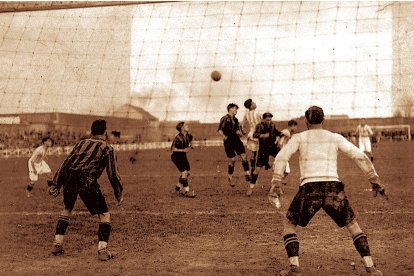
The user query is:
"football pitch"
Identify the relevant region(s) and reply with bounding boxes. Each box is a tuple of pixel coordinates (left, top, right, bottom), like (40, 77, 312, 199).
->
(0, 141, 413, 276)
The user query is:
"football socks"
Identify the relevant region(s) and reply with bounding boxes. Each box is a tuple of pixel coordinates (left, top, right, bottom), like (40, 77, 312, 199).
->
(228, 164, 235, 175)
(55, 215, 70, 235)
(283, 233, 300, 258)
(242, 160, 250, 173)
(179, 177, 189, 188)
(98, 222, 111, 243)
(353, 233, 371, 257)
(26, 183, 34, 192)
(250, 173, 259, 184)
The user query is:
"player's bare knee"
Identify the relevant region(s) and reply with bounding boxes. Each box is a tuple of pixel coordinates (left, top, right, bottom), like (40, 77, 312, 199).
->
(346, 219, 362, 236)
(61, 209, 72, 217)
(99, 212, 111, 223)
(282, 219, 297, 236)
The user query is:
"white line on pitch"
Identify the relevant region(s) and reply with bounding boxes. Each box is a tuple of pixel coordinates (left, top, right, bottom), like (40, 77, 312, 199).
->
(0, 210, 412, 216)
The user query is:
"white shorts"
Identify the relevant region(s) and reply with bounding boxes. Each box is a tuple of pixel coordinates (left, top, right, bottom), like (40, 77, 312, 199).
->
(358, 137, 372, 153)
(246, 137, 259, 152)
(28, 160, 51, 182)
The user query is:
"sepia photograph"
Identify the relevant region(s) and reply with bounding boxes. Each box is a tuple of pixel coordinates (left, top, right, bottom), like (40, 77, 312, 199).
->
(0, 1, 413, 275)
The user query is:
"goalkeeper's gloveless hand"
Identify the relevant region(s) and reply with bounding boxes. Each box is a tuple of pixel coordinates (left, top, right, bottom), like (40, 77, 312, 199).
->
(48, 185, 60, 197)
(369, 177, 388, 200)
(268, 180, 283, 208)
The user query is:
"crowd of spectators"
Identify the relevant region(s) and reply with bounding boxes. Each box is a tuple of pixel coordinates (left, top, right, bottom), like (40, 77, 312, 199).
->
(0, 129, 142, 151)
(0, 128, 412, 151)
(340, 130, 414, 141)
(0, 130, 91, 150)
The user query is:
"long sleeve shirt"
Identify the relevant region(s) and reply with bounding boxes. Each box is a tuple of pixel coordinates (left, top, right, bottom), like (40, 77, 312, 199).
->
(53, 135, 123, 199)
(241, 110, 262, 139)
(253, 121, 281, 148)
(29, 145, 47, 164)
(171, 132, 193, 152)
(273, 129, 378, 186)
(356, 124, 373, 137)
(218, 114, 241, 138)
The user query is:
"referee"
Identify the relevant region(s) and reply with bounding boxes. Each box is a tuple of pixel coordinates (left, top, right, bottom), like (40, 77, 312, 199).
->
(49, 119, 123, 261)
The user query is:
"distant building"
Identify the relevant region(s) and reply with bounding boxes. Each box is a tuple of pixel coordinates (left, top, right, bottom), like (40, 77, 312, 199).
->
(0, 105, 161, 142)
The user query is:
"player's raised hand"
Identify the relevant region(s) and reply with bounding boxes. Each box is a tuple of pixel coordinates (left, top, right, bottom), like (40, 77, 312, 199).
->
(369, 177, 388, 200)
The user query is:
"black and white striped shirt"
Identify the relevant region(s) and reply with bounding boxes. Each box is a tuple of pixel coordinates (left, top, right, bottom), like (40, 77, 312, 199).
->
(53, 135, 123, 197)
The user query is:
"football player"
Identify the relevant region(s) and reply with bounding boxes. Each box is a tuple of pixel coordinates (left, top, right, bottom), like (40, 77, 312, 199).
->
(269, 106, 386, 275)
(25, 136, 54, 197)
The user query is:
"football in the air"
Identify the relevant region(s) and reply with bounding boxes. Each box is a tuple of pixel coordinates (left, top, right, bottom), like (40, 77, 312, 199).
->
(211, 70, 221, 81)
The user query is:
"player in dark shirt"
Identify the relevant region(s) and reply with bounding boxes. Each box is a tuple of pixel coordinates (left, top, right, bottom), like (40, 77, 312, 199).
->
(49, 119, 123, 261)
(218, 103, 251, 186)
(247, 112, 281, 196)
(171, 121, 196, 198)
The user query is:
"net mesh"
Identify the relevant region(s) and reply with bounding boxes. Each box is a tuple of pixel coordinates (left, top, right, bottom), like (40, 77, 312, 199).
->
(0, 1, 413, 149)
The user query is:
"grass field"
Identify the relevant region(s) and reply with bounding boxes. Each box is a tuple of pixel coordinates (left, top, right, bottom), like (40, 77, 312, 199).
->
(0, 141, 413, 276)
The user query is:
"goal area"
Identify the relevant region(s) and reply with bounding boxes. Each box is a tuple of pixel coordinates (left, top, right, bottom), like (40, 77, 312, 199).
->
(371, 124, 411, 141)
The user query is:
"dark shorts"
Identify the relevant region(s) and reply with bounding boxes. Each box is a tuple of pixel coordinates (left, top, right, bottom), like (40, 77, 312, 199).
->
(223, 137, 246, 158)
(171, 152, 190, 172)
(286, 181, 355, 228)
(60, 174, 108, 215)
(256, 144, 279, 168)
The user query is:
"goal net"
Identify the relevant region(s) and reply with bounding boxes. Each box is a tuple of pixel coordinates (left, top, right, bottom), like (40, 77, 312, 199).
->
(0, 1, 412, 156)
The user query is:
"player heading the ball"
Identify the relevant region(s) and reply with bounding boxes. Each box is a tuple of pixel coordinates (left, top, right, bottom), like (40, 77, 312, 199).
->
(241, 98, 262, 176)
(218, 103, 251, 186)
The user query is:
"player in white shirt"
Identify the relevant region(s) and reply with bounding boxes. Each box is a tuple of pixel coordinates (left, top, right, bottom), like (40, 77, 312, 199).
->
(241, 99, 262, 174)
(276, 119, 298, 184)
(26, 136, 54, 197)
(269, 106, 386, 276)
(356, 121, 374, 161)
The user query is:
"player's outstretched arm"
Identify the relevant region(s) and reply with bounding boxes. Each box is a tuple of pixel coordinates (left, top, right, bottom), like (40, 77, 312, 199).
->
(337, 135, 388, 200)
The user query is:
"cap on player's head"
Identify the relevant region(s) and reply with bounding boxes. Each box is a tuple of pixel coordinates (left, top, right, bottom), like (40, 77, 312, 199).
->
(288, 119, 298, 126)
(305, 106, 324, 124)
(244, 98, 253, 109)
(176, 121, 185, 132)
(227, 103, 239, 111)
(91, 119, 107, 135)
(262, 112, 273, 120)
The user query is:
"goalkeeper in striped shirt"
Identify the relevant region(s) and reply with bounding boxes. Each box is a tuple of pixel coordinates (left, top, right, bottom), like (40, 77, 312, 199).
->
(48, 119, 123, 261)
(269, 106, 385, 276)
